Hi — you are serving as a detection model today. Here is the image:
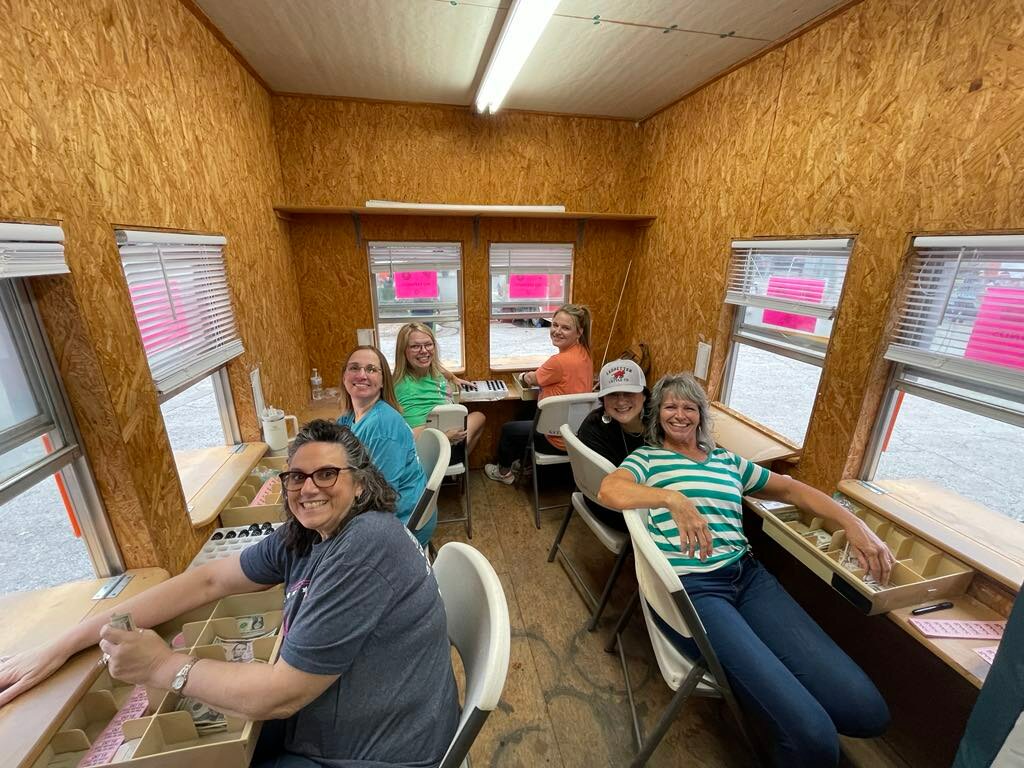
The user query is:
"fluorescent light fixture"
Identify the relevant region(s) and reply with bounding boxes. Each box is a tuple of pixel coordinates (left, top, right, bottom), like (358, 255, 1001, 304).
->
(365, 200, 565, 213)
(475, 0, 560, 114)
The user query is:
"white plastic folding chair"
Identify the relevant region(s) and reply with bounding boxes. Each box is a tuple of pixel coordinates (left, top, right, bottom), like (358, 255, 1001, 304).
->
(409, 428, 451, 551)
(434, 542, 511, 768)
(527, 392, 599, 529)
(425, 404, 473, 538)
(607, 509, 756, 767)
(547, 424, 631, 631)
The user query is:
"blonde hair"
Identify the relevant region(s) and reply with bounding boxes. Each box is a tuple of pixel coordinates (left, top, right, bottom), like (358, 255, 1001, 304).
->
(339, 345, 403, 415)
(554, 303, 592, 353)
(393, 322, 456, 386)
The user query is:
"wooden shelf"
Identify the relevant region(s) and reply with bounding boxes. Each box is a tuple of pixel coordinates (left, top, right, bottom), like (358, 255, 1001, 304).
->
(175, 443, 268, 528)
(710, 402, 801, 464)
(273, 204, 656, 223)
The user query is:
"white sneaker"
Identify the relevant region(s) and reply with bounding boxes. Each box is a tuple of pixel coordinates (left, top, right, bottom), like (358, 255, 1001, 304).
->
(484, 464, 515, 485)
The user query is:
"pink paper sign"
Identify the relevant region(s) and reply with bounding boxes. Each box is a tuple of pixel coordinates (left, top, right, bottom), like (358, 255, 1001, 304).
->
(509, 274, 548, 299)
(129, 280, 190, 355)
(394, 271, 438, 299)
(964, 286, 1024, 370)
(762, 276, 826, 333)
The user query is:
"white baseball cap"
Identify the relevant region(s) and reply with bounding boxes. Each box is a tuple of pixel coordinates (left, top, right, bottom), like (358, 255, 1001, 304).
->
(598, 359, 646, 398)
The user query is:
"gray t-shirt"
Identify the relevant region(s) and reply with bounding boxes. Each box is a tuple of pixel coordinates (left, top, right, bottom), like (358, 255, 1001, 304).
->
(241, 511, 459, 767)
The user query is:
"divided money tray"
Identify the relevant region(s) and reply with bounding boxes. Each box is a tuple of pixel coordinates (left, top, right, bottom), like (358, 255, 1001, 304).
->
(219, 456, 288, 527)
(32, 587, 284, 768)
(748, 495, 975, 615)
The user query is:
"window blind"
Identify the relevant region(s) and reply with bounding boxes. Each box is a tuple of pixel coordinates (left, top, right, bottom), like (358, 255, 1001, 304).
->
(368, 242, 461, 273)
(726, 239, 853, 320)
(885, 235, 1024, 393)
(489, 243, 573, 275)
(117, 229, 242, 399)
(0, 223, 69, 279)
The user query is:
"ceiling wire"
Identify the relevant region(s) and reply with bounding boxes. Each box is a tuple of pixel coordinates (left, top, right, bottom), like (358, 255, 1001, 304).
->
(431, 0, 771, 41)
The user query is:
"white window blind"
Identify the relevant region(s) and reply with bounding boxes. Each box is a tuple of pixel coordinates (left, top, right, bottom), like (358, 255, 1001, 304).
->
(117, 229, 242, 399)
(0, 223, 69, 279)
(885, 235, 1024, 393)
(489, 243, 574, 276)
(489, 243, 573, 320)
(368, 242, 462, 323)
(726, 239, 854, 320)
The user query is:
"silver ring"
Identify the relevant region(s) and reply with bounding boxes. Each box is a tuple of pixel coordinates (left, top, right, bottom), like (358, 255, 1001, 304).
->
(101, 653, 110, 666)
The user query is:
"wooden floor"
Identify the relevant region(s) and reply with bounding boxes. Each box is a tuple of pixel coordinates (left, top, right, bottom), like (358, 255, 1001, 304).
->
(431, 467, 754, 768)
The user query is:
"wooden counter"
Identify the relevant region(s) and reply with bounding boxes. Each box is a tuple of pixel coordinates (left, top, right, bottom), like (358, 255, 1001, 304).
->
(710, 402, 801, 464)
(175, 443, 268, 528)
(0, 568, 170, 768)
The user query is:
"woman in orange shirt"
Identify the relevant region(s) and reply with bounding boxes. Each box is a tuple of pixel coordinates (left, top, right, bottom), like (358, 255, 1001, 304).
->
(484, 304, 594, 484)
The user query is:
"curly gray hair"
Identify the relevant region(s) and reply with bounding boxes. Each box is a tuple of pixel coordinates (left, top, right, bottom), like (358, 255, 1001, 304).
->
(645, 372, 716, 452)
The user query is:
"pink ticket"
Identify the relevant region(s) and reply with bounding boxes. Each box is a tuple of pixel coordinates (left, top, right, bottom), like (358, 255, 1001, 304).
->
(974, 645, 999, 665)
(908, 618, 1006, 640)
(252, 476, 280, 506)
(77, 685, 149, 767)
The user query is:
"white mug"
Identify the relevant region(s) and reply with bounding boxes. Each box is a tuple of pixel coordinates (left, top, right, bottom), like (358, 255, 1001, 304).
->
(262, 410, 299, 451)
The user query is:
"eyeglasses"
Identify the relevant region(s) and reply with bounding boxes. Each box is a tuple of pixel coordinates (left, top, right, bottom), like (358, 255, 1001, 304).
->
(408, 342, 435, 352)
(345, 363, 383, 376)
(278, 466, 354, 491)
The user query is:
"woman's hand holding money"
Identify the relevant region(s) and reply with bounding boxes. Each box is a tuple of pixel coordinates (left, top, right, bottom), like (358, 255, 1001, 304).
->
(98, 625, 179, 688)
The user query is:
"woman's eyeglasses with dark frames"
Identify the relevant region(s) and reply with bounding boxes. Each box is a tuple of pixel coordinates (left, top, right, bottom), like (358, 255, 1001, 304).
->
(278, 466, 354, 491)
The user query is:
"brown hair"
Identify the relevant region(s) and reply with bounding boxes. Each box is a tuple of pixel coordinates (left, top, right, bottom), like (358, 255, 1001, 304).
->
(339, 345, 402, 415)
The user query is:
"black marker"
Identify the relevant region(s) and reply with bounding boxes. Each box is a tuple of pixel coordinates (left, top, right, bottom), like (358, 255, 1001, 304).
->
(911, 601, 954, 615)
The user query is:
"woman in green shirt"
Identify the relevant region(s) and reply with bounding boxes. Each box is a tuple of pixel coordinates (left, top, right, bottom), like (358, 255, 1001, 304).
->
(393, 322, 486, 464)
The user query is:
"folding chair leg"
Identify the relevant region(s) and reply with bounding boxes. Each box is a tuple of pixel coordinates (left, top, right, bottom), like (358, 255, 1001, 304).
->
(547, 503, 574, 562)
(629, 662, 708, 768)
(606, 588, 640, 654)
(532, 452, 541, 529)
(463, 469, 472, 539)
(587, 542, 631, 632)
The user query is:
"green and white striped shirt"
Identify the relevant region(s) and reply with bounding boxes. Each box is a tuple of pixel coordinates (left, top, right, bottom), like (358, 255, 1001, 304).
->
(620, 446, 771, 575)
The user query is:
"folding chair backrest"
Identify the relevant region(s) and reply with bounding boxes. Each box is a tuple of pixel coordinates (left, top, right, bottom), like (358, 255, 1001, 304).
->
(535, 393, 599, 437)
(623, 508, 701, 639)
(434, 542, 511, 768)
(560, 424, 616, 506)
(426, 403, 468, 433)
(409, 428, 451, 533)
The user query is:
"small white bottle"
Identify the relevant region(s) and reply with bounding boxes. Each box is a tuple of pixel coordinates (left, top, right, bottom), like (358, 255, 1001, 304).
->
(310, 368, 323, 401)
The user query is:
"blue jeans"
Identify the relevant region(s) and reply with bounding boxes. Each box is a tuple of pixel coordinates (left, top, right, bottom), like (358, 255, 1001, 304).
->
(653, 555, 889, 768)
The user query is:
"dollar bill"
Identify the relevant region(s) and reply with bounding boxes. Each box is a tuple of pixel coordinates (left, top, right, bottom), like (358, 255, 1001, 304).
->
(111, 737, 142, 762)
(802, 529, 833, 551)
(108, 612, 137, 632)
(234, 614, 268, 638)
(176, 696, 227, 733)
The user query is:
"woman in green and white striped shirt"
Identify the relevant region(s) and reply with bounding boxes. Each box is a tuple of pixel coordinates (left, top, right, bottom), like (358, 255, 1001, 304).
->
(599, 373, 893, 767)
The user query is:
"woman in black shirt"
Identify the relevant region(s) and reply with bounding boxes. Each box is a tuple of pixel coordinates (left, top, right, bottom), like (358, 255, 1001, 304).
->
(575, 359, 648, 532)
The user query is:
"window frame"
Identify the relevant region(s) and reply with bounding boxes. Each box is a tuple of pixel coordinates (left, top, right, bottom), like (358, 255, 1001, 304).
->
(719, 237, 853, 445)
(366, 241, 465, 371)
(0, 278, 123, 577)
(861, 234, 1024, 482)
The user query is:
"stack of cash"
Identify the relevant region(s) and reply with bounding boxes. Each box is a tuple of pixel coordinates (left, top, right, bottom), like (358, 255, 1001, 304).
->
(175, 696, 227, 735)
(802, 529, 833, 551)
(212, 613, 278, 663)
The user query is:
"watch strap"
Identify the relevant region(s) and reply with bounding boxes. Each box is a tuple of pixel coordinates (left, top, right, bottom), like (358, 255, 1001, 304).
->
(171, 655, 199, 693)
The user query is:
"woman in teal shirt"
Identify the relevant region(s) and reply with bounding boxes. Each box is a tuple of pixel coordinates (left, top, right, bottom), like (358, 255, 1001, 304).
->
(393, 322, 486, 465)
(337, 345, 430, 544)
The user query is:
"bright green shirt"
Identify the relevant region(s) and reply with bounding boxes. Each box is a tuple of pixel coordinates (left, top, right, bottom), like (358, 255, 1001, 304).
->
(394, 373, 452, 428)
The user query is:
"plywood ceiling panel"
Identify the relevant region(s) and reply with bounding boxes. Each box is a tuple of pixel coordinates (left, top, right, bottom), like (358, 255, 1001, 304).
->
(195, 0, 849, 118)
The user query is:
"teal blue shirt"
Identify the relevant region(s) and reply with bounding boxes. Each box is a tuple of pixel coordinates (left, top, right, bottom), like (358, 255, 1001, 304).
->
(338, 401, 430, 544)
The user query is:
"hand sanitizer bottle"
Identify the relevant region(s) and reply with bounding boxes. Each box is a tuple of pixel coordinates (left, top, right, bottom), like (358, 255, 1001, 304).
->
(311, 368, 323, 401)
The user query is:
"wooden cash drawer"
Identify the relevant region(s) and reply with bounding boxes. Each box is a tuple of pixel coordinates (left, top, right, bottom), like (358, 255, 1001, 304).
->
(218, 456, 287, 527)
(31, 588, 284, 768)
(749, 498, 974, 615)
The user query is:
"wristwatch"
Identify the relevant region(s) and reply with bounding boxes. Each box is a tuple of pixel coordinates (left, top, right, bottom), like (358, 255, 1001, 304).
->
(170, 656, 200, 694)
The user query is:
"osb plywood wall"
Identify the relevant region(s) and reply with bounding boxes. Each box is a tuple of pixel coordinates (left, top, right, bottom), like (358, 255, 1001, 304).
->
(272, 96, 642, 211)
(2, 0, 308, 573)
(627, 0, 1024, 493)
(289, 214, 641, 383)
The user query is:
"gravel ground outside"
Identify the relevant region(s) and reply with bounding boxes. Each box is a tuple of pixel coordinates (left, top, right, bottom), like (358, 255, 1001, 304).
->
(2, 332, 1020, 596)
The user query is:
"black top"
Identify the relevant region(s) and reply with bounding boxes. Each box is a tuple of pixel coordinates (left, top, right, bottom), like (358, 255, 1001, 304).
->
(576, 409, 646, 532)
